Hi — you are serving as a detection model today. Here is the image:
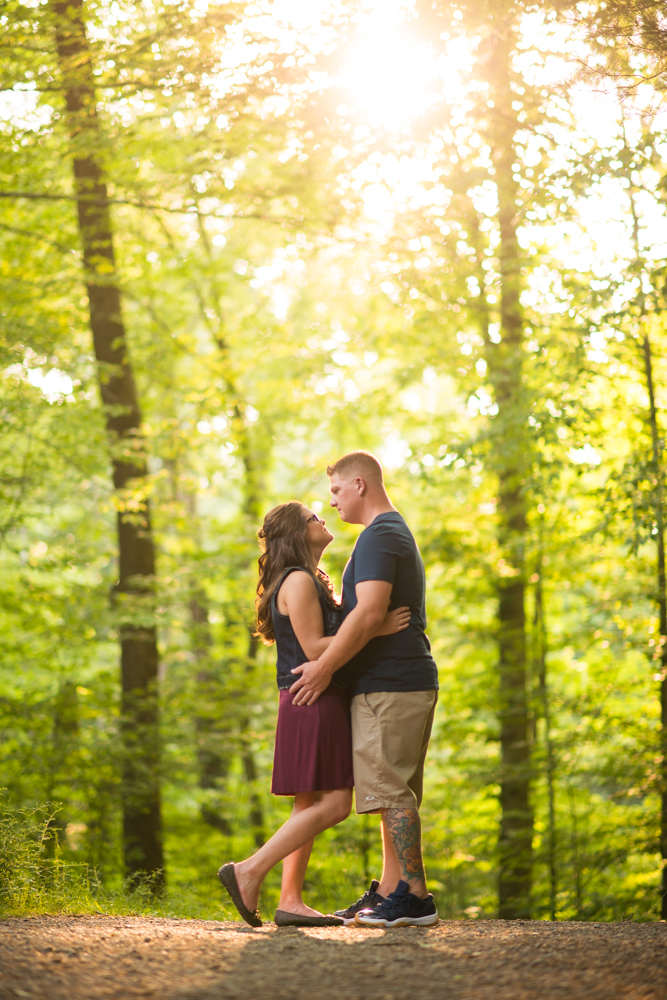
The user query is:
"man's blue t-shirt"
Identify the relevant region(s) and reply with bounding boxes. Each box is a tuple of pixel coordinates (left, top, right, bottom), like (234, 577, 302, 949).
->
(337, 511, 439, 696)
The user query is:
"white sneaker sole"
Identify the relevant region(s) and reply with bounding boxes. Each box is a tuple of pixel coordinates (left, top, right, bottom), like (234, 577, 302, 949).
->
(355, 911, 439, 927)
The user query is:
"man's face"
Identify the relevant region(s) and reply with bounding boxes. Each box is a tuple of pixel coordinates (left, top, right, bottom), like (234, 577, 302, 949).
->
(329, 472, 364, 523)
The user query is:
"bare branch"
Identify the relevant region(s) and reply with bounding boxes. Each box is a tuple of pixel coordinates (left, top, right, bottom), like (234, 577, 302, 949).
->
(0, 189, 310, 227)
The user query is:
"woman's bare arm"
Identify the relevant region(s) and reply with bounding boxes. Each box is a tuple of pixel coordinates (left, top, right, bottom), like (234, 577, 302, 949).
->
(279, 571, 333, 661)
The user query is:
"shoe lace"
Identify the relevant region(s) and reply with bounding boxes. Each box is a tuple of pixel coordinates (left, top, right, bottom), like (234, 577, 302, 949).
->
(354, 889, 377, 909)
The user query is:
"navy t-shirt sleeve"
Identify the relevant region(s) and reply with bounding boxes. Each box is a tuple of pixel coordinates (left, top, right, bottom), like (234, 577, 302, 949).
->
(353, 524, 400, 586)
(339, 512, 438, 694)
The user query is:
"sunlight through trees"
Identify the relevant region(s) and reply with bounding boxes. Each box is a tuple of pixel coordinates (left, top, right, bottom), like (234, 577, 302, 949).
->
(2, 0, 667, 922)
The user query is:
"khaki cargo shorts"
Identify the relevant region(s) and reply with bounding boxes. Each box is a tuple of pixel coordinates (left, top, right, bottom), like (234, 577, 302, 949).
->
(350, 689, 438, 814)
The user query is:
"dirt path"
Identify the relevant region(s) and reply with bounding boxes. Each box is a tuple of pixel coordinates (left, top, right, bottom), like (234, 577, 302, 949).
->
(0, 915, 665, 1000)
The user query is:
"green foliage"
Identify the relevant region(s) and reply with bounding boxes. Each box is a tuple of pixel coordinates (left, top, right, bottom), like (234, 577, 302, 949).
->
(1, 0, 667, 923)
(0, 794, 237, 918)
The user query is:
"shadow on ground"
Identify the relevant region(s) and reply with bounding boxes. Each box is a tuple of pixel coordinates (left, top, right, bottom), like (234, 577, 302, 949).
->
(0, 915, 665, 1000)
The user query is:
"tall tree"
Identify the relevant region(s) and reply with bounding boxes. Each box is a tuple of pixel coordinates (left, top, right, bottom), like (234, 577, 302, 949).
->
(194, 253, 270, 848)
(414, 0, 537, 916)
(3, 0, 339, 882)
(50, 0, 163, 887)
(627, 160, 667, 923)
(584, 117, 667, 919)
(481, 10, 533, 918)
(554, 0, 667, 912)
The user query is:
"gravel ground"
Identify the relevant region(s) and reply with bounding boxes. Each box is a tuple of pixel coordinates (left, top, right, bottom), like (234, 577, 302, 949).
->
(0, 915, 665, 1000)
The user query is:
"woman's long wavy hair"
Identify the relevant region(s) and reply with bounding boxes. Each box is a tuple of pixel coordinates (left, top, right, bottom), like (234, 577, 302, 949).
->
(255, 501, 337, 645)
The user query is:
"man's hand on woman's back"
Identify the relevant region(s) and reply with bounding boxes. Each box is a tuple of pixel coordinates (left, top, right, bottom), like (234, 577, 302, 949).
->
(289, 659, 332, 706)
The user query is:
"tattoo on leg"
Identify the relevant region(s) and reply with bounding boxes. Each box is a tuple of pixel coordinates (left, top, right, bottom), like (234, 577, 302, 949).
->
(384, 808, 425, 886)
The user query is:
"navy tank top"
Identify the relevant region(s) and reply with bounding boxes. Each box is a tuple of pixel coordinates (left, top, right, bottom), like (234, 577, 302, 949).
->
(271, 567, 342, 690)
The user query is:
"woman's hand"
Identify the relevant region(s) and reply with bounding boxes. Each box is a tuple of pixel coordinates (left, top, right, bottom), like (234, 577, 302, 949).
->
(376, 606, 411, 636)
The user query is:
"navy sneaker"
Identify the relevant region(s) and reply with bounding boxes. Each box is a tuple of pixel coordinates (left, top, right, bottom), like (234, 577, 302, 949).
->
(334, 879, 386, 926)
(355, 880, 439, 927)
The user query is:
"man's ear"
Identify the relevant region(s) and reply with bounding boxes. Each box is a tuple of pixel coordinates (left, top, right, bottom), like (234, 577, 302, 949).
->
(355, 476, 366, 495)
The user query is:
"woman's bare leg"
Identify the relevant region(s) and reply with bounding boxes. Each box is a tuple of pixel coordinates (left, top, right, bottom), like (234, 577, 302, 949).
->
(233, 787, 352, 913)
(279, 840, 316, 914)
(278, 794, 316, 914)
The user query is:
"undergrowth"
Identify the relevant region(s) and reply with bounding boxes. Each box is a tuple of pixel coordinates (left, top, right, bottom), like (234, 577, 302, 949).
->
(0, 796, 232, 919)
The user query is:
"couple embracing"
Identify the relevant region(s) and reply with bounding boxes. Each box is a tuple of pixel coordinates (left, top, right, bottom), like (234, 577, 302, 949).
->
(218, 451, 439, 929)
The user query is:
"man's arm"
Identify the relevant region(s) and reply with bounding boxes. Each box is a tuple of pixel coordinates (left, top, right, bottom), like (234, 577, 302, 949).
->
(289, 579, 392, 706)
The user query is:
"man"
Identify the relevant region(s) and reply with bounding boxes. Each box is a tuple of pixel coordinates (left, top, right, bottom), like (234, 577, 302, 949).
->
(290, 451, 439, 928)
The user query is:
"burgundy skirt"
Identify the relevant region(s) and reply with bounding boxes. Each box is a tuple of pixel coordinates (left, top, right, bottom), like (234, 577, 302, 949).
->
(271, 684, 354, 795)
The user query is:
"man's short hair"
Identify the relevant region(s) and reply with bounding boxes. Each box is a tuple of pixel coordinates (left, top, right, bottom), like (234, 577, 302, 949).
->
(327, 450, 384, 484)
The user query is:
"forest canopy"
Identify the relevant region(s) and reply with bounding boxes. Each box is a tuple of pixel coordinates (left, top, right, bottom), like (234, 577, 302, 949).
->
(2, 0, 667, 922)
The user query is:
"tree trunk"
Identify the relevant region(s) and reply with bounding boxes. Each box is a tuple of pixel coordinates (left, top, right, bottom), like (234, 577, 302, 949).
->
(197, 267, 266, 848)
(44, 681, 80, 863)
(533, 539, 557, 920)
(240, 452, 265, 849)
(190, 587, 233, 837)
(627, 171, 667, 918)
(483, 19, 533, 919)
(640, 333, 667, 920)
(51, 0, 163, 889)
(243, 632, 266, 849)
(567, 779, 581, 918)
(187, 213, 267, 849)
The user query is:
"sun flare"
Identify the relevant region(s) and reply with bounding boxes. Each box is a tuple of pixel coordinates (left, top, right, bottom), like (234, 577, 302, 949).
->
(338, 29, 440, 129)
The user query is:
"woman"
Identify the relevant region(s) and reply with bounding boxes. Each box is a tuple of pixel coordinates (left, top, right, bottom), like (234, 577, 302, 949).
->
(218, 500, 409, 927)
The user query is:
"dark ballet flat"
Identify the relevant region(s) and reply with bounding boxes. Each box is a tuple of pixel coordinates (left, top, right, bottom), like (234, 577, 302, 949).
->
(218, 862, 262, 928)
(274, 909, 344, 927)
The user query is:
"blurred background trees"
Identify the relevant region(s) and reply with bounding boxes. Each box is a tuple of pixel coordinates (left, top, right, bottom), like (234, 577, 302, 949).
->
(2, 0, 667, 921)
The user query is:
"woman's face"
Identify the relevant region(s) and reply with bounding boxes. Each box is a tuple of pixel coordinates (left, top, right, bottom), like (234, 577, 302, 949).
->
(303, 508, 333, 555)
